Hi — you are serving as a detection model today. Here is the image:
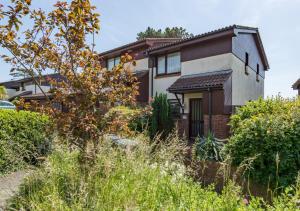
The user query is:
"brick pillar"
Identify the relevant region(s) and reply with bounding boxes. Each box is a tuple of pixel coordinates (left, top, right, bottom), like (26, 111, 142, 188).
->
(204, 114, 230, 139)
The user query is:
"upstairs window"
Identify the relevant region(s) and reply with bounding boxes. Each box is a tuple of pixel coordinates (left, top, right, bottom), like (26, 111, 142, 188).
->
(157, 56, 166, 75)
(256, 64, 260, 82)
(245, 52, 249, 75)
(157, 52, 181, 75)
(107, 57, 120, 70)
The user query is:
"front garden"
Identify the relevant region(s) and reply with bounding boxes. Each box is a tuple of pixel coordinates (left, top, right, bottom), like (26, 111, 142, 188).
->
(1, 97, 300, 210)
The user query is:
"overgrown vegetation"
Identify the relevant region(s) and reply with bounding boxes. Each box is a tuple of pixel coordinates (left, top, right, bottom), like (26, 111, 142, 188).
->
(7, 135, 300, 210)
(150, 93, 174, 139)
(104, 106, 151, 136)
(225, 97, 300, 188)
(0, 110, 51, 174)
(194, 132, 225, 162)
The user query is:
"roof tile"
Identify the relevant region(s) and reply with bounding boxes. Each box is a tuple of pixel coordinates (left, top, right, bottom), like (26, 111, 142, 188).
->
(168, 70, 232, 93)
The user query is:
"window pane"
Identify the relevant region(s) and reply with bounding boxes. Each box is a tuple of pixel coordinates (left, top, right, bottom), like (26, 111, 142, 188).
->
(157, 56, 165, 74)
(108, 58, 115, 70)
(167, 52, 181, 73)
(114, 57, 120, 66)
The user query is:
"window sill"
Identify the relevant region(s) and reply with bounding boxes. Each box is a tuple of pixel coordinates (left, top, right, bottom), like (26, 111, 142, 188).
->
(155, 72, 181, 79)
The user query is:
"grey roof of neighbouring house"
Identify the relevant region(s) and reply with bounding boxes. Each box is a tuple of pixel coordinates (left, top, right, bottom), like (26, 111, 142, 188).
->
(0, 73, 65, 89)
(167, 69, 232, 93)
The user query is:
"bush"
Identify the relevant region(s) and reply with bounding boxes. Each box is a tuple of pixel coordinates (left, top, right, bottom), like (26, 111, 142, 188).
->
(225, 97, 300, 187)
(0, 110, 52, 174)
(194, 132, 225, 161)
(150, 93, 174, 139)
(104, 106, 151, 136)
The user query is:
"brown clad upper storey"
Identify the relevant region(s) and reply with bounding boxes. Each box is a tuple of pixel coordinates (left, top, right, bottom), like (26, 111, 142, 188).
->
(147, 25, 270, 70)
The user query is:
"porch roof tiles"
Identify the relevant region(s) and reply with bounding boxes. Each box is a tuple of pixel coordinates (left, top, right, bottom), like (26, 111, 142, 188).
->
(167, 69, 232, 93)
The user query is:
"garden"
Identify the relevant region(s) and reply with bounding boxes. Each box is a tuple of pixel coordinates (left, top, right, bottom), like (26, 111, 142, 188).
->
(1, 0, 300, 210)
(1, 96, 300, 210)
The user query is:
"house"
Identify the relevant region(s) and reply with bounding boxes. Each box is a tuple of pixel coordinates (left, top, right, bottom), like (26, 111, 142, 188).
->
(0, 73, 64, 102)
(292, 79, 300, 95)
(100, 25, 269, 139)
(1, 25, 269, 139)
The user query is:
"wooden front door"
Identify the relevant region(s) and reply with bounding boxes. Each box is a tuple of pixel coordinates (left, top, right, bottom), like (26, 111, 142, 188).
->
(189, 98, 204, 139)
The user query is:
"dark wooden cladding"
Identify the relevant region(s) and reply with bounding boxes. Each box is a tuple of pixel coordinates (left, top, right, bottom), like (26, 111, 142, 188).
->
(203, 90, 225, 115)
(181, 37, 232, 62)
(136, 71, 149, 103)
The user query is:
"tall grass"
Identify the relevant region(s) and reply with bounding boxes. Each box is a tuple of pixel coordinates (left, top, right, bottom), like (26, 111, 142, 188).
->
(7, 134, 300, 210)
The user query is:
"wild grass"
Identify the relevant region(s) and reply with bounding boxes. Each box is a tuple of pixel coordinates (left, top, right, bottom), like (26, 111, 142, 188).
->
(6, 133, 300, 210)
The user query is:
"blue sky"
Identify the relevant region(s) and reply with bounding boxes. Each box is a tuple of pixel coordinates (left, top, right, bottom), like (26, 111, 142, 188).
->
(1, 0, 300, 97)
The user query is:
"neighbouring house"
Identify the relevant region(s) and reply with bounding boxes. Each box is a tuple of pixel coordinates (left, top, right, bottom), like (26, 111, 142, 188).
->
(0, 73, 64, 103)
(292, 79, 300, 95)
(100, 25, 269, 139)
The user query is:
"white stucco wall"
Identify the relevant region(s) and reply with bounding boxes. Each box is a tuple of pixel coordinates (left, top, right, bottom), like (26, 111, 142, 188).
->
(133, 58, 148, 71)
(152, 67, 181, 99)
(122, 58, 149, 73)
(230, 55, 264, 105)
(181, 53, 232, 75)
(25, 85, 51, 94)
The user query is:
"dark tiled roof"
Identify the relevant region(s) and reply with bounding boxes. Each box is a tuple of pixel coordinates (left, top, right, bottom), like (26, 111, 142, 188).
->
(8, 91, 32, 101)
(147, 25, 258, 52)
(99, 38, 181, 57)
(292, 78, 300, 89)
(168, 70, 232, 93)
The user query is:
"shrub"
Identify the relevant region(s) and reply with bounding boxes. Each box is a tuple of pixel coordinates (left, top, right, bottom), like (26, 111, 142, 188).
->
(0, 110, 52, 174)
(194, 132, 225, 161)
(150, 93, 174, 139)
(225, 97, 300, 188)
(104, 106, 151, 136)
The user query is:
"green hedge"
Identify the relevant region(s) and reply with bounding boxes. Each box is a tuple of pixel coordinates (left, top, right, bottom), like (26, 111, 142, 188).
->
(225, 97, 300, 188)
(0, 110, 51, 174)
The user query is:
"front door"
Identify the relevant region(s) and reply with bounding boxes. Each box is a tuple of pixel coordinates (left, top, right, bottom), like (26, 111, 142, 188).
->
(189, 98, 204, 139)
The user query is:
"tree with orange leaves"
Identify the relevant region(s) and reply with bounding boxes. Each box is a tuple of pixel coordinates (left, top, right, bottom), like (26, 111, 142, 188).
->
(0, 0, 139, 162)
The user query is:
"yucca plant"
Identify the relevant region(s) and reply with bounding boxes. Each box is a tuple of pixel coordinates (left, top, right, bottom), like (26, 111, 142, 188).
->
(194, 132, 225, 161)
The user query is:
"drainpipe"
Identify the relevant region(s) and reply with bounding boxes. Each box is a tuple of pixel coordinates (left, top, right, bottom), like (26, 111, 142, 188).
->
(151, 57, 154, 98)
(208, 88, 212, 133)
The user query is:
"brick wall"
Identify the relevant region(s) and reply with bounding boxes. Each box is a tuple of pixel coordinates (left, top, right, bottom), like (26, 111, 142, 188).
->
(204, 114, 230, 139)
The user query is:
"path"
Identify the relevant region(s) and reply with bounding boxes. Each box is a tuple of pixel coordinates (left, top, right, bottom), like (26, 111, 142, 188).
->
(0, 170, 31, 210)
